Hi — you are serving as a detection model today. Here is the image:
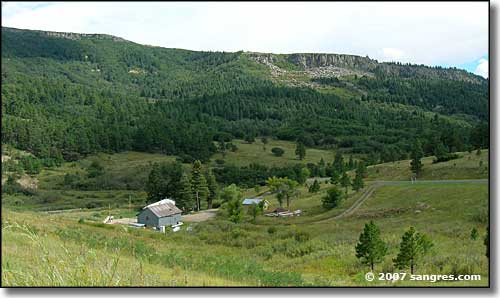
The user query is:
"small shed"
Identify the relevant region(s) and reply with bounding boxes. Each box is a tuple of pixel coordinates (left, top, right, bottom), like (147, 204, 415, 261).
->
(137, 200, 182, 228)
(242, 197, 269, 210)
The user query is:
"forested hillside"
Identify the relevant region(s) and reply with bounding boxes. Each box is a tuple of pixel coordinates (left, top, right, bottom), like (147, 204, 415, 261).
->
(1, 27, 489, 164)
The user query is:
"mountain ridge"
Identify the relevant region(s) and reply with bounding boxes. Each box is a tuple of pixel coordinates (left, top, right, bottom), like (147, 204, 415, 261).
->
(2, 27, 485, 84)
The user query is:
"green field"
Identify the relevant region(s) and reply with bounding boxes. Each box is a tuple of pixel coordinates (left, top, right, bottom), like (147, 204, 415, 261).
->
(210, 139, 341, 167)
(2, 181, 488, 286)
(365, 150, 488, 181)
(1, 145, 490, 286)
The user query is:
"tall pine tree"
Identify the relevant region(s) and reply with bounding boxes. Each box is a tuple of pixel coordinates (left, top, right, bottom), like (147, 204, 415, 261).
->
(191, 160, 209, 211)
(410, 140, 424, 177)
(393, 227, 433, 274)
(355, 221, 387, 271)
(205, 168, 218, 209)
(177, 172, 195, 211)
(295, 142, 306, 160)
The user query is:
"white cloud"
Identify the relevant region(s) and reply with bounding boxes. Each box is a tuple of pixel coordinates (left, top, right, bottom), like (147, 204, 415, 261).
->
(1, 2, 488, 68)
(474, 58, 488, 78)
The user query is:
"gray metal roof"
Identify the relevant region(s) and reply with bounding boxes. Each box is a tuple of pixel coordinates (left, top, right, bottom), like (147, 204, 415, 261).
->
(242, 197, 265, 205)
(146, 202, 182, 218)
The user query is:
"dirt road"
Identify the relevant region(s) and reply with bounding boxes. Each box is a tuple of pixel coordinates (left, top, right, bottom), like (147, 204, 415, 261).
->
(317, 179, 487, 223)
(182, 209, 218, 222)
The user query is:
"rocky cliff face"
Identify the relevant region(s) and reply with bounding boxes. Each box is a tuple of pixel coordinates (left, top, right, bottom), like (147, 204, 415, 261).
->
(248, 51, 485, 84)
(286, 53, 378, 71)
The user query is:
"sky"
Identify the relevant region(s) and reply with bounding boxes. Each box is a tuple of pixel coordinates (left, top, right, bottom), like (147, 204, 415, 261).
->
(1, 1, 489, 78)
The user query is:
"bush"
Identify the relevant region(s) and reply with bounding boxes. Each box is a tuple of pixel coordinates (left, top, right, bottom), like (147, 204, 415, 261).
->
(322, 187, 344, 209)
(211, 199, 222, 209)
(85, 201, 103, 209)
(294, 230, 310, 243)
(35, 191, 63, 204)
(433, 153, 460, 163)
(271, 147, 285, 157)
(267, 226, 277, 234)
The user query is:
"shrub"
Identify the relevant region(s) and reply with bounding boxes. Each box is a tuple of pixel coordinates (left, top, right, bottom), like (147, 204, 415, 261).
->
(271, 147, 285, 157)
(322, 187, 344, 209)
(35, 191, 63, 204)
(294, 230, 310, 243)
(267, 226, 277, 234)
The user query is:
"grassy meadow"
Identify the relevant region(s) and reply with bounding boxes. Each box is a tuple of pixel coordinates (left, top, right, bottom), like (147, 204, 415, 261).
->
(365, 150, 489, 181)
(1, 144, 490, 287)
(2, 181, 488, 286)
(210, 139, 342, 167)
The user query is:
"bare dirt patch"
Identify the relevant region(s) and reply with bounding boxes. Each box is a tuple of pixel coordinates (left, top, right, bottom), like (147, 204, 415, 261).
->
(182, 209, 218, 222)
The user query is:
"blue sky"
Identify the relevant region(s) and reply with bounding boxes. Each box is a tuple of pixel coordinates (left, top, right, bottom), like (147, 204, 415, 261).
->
(1, 2, 489, 78)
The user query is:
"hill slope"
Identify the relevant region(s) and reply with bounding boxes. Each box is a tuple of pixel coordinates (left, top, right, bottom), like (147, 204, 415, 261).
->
(1, 27, 489, 165)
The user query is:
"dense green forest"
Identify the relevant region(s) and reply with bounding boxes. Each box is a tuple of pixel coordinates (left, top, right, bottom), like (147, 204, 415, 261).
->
(1, 27, 489, 165)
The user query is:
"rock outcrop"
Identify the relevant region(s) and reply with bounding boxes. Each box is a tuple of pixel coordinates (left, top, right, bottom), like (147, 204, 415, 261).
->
(3, 27, 127, 42)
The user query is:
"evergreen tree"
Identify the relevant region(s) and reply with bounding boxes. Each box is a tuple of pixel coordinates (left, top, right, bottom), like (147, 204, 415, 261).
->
(298, 167, 310, 185)
(352, 164, 364, 192)
(190, 160, 209, 211)
(357, 161, 367, 178)
(348, 155, 355, 170)
(330, 170, 340, 185)
(261, 137, 268, 151)
(295, 142, 306, 160)
(393, 227, 433, 274)
(340, 171, 351, 195)
(333, 151, 344, 173)
(308, 179, 321, 193)
(177, 172, 195, 211)
(244, 133, 255, 144)
(205, 168, 218, 209)
(355, 221, 388, 271)
(322, 187, 344, 209)
(410, 140, 424, 177)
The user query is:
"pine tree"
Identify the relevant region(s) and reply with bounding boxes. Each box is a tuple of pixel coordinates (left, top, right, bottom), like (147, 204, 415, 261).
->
(261, 137, 268, 151)
(308, 179, 321, 193)
(355, 221, 388, 271)
(330, 170, 340, 185)
(348, 155, 354, 170)
(333, 151, 344, 173)
(352, 164, 364, 192)
(205, 168, 218, 209)
(295, 142, 306, 160)
(340, 171, 351, 195)
(177, 172, 194, 211)
(393, 227, 433, 274)
(410, 140, 424, 177)
(322, 186, 344, 209)
(357, 161, 367, 178)
(190, 160, 209, 211)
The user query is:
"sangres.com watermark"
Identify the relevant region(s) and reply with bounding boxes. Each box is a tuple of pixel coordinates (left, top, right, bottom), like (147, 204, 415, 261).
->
(365, 272, 481, 283)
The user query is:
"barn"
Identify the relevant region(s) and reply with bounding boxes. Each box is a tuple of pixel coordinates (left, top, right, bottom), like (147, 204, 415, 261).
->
(137, 199, 182, 228)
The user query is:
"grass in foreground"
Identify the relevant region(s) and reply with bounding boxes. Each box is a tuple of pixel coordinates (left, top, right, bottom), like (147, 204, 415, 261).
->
(2, 181, 488, 287)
